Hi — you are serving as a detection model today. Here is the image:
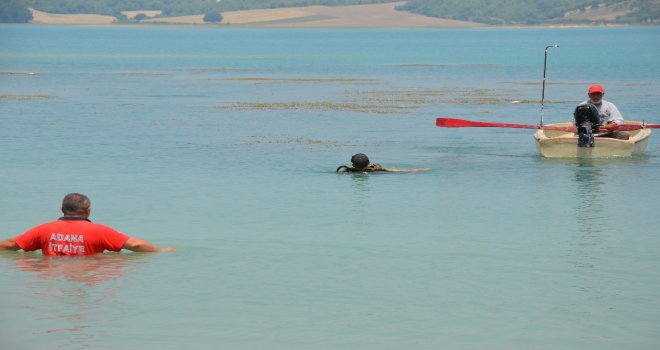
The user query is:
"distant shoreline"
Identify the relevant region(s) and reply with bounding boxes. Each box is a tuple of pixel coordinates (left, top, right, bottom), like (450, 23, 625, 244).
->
(28, 3, 485, 28)
(22, 6, 645, 29)
(22, 3, 648, 29)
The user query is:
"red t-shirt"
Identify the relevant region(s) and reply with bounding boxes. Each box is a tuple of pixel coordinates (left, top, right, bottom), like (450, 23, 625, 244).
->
(15, 218, 130, 256)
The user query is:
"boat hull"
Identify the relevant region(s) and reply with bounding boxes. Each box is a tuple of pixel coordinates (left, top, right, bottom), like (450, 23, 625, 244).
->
(534, 122, 652, 158)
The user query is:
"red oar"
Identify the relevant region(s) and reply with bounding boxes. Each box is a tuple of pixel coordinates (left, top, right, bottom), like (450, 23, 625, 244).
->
(436, 117, 575, 131)
(607, 123, 660, 131)
(436, 117, 658, 132)
(436, 117, 538, 129)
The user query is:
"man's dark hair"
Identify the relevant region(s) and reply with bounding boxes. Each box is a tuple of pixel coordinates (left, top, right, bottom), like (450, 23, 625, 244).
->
(351, 153, 370, 169)
(61, 193, 91, 215)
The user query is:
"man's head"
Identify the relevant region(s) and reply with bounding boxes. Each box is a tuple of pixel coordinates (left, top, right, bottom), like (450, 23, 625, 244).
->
(61, 193, 91, 217)
(588, 84, 604, 104)
(350, 153, 370, 169)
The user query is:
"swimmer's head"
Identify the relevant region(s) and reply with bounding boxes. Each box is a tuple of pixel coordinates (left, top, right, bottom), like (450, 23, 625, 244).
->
(350, 153, 370, 169)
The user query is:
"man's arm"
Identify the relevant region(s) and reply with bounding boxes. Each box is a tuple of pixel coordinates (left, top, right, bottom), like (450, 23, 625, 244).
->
(383, 168, 431, 173)
(606, 102, 624, 125)
(0, 238, 20, 251)
(122, 238, 175, 252)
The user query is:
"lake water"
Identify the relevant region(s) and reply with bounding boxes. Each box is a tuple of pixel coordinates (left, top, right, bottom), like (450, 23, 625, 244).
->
(1, 25, 659, 350)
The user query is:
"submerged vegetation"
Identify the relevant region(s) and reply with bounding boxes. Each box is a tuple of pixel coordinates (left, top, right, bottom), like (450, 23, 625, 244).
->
(243, 137, 351, 148)
(219, 82, 575, 116)
(0, 94, 56, 100)
(222, 101, 417, 114)
(224, 77, 377, 84)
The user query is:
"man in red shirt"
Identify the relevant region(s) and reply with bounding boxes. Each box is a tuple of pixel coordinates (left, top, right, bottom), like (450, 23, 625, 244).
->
(0, 193, 175, 255)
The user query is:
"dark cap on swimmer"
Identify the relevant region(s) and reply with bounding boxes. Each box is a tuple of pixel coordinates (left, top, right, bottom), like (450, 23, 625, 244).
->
(351, 153, 370, 168)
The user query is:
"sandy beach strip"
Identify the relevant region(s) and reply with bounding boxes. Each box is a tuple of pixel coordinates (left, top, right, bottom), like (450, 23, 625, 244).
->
(29, 8, 116, 25)
(251, 2, 483, 28)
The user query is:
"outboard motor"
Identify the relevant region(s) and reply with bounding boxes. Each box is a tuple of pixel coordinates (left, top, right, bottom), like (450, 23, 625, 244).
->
(573, 104, 601, 147)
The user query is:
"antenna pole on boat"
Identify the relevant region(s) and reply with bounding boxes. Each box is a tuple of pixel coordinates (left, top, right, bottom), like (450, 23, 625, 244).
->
(540, 44, 559, 127)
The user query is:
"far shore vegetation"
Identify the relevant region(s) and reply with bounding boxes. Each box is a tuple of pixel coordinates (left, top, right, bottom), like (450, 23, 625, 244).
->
(1, 0, 658, 25)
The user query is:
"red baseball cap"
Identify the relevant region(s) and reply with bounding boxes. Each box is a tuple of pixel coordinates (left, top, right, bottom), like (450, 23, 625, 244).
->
(588, 84, 604, 94)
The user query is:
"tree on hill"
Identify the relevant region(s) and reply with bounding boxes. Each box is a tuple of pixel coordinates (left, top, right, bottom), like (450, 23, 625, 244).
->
(203, 12, 222, 23)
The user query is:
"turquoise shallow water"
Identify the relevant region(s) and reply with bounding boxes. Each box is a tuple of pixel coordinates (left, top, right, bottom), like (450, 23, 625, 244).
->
(1, 25, 660, 350)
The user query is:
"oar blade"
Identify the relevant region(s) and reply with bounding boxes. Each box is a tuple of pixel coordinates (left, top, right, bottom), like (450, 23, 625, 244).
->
(436, 118, 477, 127)
(436, 117, 537, 129)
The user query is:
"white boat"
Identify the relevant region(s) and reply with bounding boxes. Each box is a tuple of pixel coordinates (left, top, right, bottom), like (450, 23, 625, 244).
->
(533, 121, 652, 158)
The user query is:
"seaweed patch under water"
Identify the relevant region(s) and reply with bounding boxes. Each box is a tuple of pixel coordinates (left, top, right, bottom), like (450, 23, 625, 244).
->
(221, 101, 417, 114)
(359, 88, 575, 106)
(359, 88, 522, 105)
(446, 97, 538, 105)
(223, 77, 378, 84)
(242, 137, 353, 148)
(0, 94, 57, 101)
(0, 71, 39, 76)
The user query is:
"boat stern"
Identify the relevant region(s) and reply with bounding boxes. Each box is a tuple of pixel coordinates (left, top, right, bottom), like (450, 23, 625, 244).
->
(534, 122, 652, 158)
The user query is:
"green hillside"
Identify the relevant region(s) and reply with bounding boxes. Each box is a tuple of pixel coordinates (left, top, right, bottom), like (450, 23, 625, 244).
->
(1, 0, 397, 22)
(1, 0, 658, 24)
(397, 0, 660, 25)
